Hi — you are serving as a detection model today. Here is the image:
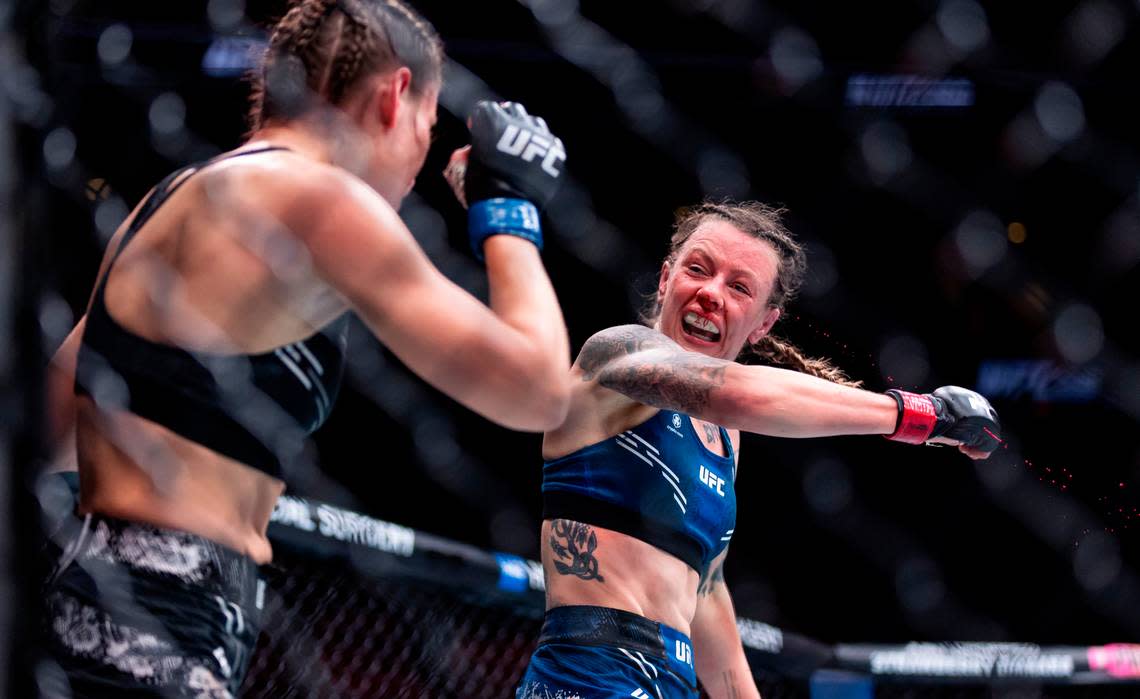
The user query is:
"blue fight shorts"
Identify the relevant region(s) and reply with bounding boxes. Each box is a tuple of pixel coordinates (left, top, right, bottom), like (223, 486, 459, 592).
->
(516, 605, 698, 699)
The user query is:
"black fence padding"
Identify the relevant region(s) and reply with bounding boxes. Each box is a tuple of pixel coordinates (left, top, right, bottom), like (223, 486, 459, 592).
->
(241, 548, 544, 698)
(32, 480, 1132, 698)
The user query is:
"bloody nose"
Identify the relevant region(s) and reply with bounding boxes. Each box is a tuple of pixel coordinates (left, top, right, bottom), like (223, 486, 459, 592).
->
(697, 287, 721, 310)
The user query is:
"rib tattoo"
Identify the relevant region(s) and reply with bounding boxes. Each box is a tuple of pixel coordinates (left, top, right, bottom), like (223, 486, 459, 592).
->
(549, 519, 605, 582)
(697, 557, 726, 597)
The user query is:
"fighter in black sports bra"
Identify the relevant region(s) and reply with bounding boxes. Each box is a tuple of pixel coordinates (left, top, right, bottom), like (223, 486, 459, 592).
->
(45, 149, 315, 699)
(74, 147, 349, 480)
(45, 147, 355, 699)
(42, 4, 576, 696)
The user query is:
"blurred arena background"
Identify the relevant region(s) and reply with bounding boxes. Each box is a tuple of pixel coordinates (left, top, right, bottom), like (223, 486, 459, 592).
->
(2, 0, 1139, 696)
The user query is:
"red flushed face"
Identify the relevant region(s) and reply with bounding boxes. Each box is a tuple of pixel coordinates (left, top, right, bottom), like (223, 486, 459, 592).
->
(655, 219, 783, 360)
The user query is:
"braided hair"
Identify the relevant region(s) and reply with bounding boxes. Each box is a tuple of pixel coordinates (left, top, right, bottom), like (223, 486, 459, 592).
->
(248, 0, 443, 129)
(644, 200, 862, 387)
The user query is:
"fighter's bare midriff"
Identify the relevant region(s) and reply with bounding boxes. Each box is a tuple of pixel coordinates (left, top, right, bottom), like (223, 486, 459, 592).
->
(540, 367, 725, 635)
(542, 519, 701, 634)
(76, 398, 285, 563)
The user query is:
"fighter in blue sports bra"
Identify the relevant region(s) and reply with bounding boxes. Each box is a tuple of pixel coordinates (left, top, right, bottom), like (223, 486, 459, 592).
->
(517, 201, 1002, 699)
(543, 407, 738, 576)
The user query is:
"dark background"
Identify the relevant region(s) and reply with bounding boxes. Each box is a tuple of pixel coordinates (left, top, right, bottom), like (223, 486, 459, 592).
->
(13, 0, 1140, 649)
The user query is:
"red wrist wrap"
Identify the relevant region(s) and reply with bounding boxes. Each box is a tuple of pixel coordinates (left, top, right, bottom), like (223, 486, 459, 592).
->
(886, 390, 937, 444)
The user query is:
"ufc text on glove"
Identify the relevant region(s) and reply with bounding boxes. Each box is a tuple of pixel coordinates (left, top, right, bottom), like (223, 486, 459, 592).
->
(465, 101, 567, 259)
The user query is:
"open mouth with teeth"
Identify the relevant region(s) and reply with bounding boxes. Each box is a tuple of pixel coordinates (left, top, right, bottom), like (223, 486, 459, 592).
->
(682, 311, 721, 343)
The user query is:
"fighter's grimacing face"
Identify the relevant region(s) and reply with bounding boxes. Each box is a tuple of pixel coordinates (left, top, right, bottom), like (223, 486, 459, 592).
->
(656, 220, 782, 360)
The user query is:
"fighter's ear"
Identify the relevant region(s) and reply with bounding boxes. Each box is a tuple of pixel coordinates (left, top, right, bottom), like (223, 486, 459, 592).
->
(748, 306, 781, 345)
(657, 261, 671, 302)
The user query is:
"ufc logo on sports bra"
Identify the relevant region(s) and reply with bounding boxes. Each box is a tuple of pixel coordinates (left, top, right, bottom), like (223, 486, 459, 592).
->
(496, 125, 567, 177)
(699, 465, 725, 496)
(675, 640, 693, 666)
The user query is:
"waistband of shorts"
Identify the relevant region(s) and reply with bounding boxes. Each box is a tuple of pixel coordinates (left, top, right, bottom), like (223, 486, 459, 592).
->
(539, 605, 697, 688)
(52, 509, 260, 600)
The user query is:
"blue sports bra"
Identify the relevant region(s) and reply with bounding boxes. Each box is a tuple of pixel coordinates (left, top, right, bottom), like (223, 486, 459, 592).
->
(542, 409, 737, 574)
(74, 147, 349, 480)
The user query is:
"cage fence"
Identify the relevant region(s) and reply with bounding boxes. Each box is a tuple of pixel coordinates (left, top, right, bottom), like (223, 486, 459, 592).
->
(4, 0, 1139, 697)
(230, 490, 1138, 698)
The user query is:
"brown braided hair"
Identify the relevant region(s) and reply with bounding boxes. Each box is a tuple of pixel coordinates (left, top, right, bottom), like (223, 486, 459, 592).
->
(249, 0, 443, 129)
(644, 200, 862, 387)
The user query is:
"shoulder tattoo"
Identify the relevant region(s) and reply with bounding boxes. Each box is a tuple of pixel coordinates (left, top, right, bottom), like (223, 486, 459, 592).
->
(577, 325, 667, 381)
(577, 325, 727, 414)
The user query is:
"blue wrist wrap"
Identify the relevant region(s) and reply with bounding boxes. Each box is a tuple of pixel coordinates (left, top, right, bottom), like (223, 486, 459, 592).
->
(468, 198, 543, 260)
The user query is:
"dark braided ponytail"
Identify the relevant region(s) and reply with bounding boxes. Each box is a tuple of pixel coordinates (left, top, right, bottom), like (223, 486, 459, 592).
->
(747, 335, 861, 387)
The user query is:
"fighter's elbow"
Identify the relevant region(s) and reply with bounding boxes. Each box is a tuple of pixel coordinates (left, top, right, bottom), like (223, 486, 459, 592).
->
(708, 372, 779, 432)
(519, 370, 572, 432)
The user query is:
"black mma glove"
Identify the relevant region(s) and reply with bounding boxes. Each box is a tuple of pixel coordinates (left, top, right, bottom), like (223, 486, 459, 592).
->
(885, 386, 1002, 455)
(465, 101, 566, 259)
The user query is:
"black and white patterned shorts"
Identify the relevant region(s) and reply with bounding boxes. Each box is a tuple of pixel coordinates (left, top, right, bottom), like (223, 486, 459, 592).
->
(41, 501, 263, 699)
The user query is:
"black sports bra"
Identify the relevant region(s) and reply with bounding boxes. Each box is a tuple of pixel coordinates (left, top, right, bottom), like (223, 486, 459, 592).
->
(74, 147, 348, 479)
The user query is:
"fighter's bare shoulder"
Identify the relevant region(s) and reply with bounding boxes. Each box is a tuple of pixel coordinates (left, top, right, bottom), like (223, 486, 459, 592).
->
(575, 324, 678, 380)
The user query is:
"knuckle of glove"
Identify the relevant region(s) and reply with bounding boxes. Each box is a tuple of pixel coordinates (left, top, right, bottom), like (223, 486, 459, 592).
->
(465, 100, 565, 209)
(933, 386, 1001, 453)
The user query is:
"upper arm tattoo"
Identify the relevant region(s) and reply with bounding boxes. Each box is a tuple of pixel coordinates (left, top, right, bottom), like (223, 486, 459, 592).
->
(577, 325, 663, 381)
(578, 325, 728, 414)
